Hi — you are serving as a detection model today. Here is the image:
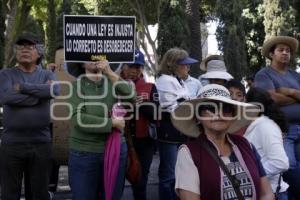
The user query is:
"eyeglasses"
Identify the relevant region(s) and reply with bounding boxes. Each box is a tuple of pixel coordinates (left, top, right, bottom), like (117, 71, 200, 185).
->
(16, 44, 36, 50)
(198, 102, 235, 115)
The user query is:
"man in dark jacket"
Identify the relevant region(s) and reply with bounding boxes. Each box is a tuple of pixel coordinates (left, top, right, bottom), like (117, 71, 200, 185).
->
(0, 32, 59, 200)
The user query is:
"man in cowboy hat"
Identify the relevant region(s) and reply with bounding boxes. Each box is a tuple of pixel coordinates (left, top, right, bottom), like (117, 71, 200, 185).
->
(0, 32, 60, 200)
(254, 35, 300, 198)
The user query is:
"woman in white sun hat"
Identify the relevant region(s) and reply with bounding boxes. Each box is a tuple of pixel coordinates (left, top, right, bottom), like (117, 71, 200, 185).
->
(172, 84, 274, 200)
(199, 55, 233, 86)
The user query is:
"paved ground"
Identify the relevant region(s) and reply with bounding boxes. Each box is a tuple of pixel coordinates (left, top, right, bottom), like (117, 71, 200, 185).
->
(50, 153, 160, 200)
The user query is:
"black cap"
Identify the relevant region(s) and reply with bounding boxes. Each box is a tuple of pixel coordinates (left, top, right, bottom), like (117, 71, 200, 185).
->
(15, 32, 42, 45)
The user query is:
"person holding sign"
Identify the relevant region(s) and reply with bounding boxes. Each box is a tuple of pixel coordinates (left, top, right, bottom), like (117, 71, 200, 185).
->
(67, 60, 135, 200)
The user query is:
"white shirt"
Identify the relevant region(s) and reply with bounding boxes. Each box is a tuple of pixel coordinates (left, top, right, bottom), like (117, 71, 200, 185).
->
(155, 74, 190, 112)
(175, 145, 200, 195)
(183, 75, 202, 99)
(244, 115, 289, 192)
(198, 74, 210, 86)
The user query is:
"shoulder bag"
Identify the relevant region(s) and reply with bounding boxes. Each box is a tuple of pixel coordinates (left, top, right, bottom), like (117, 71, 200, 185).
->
(199, 139, 245, 200)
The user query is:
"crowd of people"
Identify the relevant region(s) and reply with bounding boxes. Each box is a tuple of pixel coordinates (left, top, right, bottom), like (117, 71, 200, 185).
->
(0, 31, 300, 200)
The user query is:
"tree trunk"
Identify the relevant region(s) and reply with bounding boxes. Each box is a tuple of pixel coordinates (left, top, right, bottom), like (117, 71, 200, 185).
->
(224, 26, 248, 80)
(5, 0, 32, 67)
(185, 0, 202, 78)
(14, 0, 31, 37)
(4, 0, 18, 68)
(0, 0, 5, 69)
(157, 0, 190, 63)
(128, 0, 160, 73)
(45, 0, 56, 63)
(293, 0, 300, 57)
(216, 0, 248, 80)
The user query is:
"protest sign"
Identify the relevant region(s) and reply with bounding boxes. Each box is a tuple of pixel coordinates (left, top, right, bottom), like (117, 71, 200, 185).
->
(64, 15, 136, 63)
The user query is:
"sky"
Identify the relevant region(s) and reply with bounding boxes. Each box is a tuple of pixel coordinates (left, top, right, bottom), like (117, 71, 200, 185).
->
(207, 21, 221, 55)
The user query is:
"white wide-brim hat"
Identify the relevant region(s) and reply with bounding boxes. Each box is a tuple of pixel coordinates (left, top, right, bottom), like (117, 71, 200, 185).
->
(200, 54, 224, 71)
(201, 71, 233, 80)
(171, 84, 260, 137)
(200, 60, 233, 81)
(262, 36, 299, 59)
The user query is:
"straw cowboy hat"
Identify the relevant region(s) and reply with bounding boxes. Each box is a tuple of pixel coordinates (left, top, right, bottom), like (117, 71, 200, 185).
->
(200, 55, 223, 71)
(171, 84, 260, 137)
(262, 36, 299, 59)
(200, 60, 233, 81)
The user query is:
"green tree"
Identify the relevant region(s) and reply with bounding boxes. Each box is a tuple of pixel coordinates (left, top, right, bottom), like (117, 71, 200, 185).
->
(0, 0, 5, 69)
(216, 0, 248, 80)
(128, 0, 160, 71)
(242, 0, 266, 74)
(80, 0, 99, 14)
(3, 0, 48, 67)
(157, 0, 189, 58)
(55, 0, 88, 47)
(198, 0, 217, 22)
(97, 0, 161, 71)
(294, 0, 300, 35)
(263, 0, 296, 37)
(291, 0, 300, 57)
(45, 0, 56, 63)
(97, 0, 217, 75)
(186, 0, 202, 77)
(4, 0, 19, 68)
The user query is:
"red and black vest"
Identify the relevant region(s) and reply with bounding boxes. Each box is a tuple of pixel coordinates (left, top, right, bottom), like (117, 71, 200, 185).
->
(134, 77, 154, 138)
(186, 134, 261, 200)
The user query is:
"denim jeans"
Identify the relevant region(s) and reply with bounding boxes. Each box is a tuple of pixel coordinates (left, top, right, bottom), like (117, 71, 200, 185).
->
(23, 161, 60, 199)
(283, 167, 300, 199)
(68, 142, 127, 200)
(283, 124, 300, 199)
(276, 191, 288, 200)
(158, 141, 180, 200)
(48, 160, 60, 192)
(0, 143, 52, 200)
(48, 123, 60, 192)
(283, 124, 300, 169)
(131, 137, 156, 200)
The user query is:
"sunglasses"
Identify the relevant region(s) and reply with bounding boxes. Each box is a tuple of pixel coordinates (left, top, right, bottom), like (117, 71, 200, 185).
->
(198, 102, 235, 115)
